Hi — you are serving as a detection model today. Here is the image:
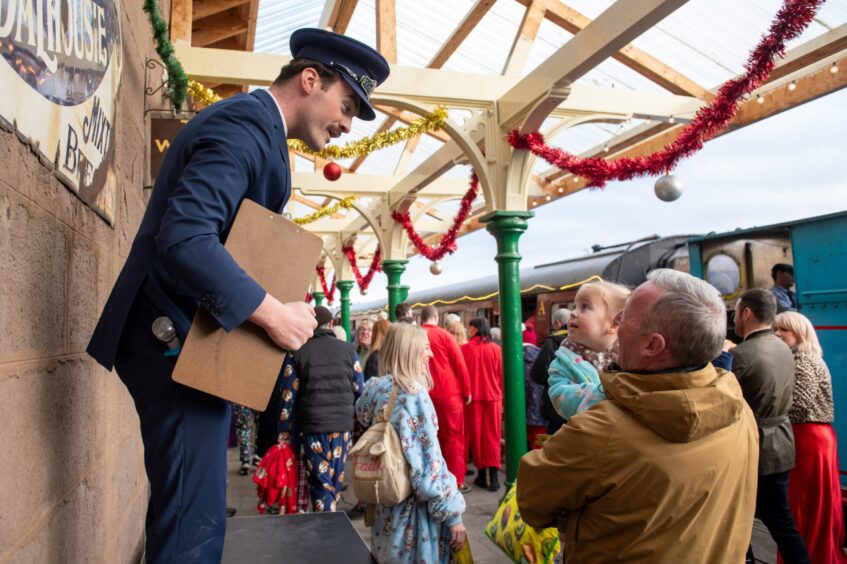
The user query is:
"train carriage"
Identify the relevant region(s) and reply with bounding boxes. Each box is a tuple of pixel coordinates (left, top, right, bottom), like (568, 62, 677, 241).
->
(351, 235, 691, 342)
(688, 210, 847, 477)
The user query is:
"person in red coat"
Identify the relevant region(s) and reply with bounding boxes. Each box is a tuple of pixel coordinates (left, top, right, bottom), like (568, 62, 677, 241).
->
(420, 305, 472, 492)
(462, 317, 504, 491)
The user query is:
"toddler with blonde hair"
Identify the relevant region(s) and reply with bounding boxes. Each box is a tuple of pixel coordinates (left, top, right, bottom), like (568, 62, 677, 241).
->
(547, 280, 631, 420)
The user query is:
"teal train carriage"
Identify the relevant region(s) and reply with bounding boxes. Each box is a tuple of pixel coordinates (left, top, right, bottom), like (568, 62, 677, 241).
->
(688, 211, 847, 481)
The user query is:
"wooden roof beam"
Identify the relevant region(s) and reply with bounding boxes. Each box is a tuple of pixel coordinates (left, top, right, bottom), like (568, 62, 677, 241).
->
(294, 173, 473, 198)
(534, 55, 847, 199)
(765, 23, 847, 85)
(503, 1, 546, 78)
(320, 0, 359, 34)
(193, 0, 250, 21)
(514, 0, 712, 100)
(192, 10, 249, 47)
(243, 0, 260, 52)
(376, 0, 398, 64)
(498, 0, 690, 132)
(428, 0, 497, 69)
(169, 0, 192, 45)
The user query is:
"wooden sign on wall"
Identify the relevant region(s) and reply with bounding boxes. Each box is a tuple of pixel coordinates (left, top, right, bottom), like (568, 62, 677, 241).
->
(149, 118, 188, 183)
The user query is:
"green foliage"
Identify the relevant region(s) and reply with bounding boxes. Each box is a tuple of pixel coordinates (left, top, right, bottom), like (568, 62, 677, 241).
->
(143, 0, 188, 109)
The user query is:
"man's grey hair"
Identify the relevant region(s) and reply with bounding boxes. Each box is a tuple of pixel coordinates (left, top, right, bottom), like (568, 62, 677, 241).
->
(552, 308, 571, 328)
(643, 269, 726, 365)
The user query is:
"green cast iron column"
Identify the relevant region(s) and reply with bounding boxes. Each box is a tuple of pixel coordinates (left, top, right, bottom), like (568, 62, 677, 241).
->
(337, 280, 354, 341)
(382, 259, 409, 321)
(312, 292, 324, 307)
(481, 210, 533, 486)
(400, 285, 410, 303)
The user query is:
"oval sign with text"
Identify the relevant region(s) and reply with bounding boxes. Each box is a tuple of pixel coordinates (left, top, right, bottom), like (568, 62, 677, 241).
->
(0, 0, 123, 224)
(0, 0, 123, 106)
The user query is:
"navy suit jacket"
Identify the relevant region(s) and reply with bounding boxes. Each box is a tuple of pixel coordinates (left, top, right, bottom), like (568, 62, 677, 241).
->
(88, 89, 291, 370)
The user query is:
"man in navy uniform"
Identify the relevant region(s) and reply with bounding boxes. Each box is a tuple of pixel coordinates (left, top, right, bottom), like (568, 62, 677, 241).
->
(87, 29, 389, 563)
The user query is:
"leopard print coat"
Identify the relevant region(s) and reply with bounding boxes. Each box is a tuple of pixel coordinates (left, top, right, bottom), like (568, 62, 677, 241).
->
(788, 351, 835, 424)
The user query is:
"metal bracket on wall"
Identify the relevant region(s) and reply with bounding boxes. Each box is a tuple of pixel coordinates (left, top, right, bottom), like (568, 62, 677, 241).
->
(144, 57, 194, 117)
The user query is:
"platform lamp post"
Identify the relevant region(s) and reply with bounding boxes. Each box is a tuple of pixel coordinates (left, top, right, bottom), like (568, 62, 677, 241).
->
(312, 292, 325, 307)
(337, 280, 354, 342)
(400, 285, 410, 303)
(382, 259, 409, 321)
(481, 210, 533, 486)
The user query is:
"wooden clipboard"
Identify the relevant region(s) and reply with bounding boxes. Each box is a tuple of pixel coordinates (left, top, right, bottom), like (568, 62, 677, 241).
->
(173, 199, 323, 411)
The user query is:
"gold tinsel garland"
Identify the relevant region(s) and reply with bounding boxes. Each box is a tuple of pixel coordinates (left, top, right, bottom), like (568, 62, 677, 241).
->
(187, 81, 449, 160)
(188, 80, 221, 107)
(293, 196, 356, 225)
(287, 105, 448, 159)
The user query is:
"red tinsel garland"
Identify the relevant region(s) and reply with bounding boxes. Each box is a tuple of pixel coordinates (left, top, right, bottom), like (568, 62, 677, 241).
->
(305, 291, 312, 303)
(508, 0, 824, 188)
(315, 266, 337, 305)
(391, 172, 480, 261)
(342, 245, 382, 293)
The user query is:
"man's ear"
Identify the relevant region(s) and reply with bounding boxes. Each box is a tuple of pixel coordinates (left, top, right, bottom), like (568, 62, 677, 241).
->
(609, 311, 622, 334)
(644, 332, 667, 358)
(300, 68, 319, 95)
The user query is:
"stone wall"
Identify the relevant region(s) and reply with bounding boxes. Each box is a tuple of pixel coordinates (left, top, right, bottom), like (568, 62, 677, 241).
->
(0, 2, 164, 561)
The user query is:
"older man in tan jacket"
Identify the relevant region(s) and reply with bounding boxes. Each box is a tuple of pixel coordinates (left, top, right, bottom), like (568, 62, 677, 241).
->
(518, 270, 759, 563)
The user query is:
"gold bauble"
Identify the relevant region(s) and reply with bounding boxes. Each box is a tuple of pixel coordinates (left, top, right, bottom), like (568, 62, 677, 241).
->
(430, 261, 443, 275)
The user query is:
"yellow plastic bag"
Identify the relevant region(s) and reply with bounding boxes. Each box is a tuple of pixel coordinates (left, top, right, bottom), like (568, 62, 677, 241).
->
(451, 538, 474, 564)
(484, 483, 560, 564)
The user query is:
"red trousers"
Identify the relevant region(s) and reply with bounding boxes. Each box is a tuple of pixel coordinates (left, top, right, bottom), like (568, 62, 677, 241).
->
(783, 423, 847, 564)
(431, 394, 466, 486)
(465, 400, 502, 469)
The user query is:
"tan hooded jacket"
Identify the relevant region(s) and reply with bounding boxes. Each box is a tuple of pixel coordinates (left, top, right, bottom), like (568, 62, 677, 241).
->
(517, 364, 758, 563)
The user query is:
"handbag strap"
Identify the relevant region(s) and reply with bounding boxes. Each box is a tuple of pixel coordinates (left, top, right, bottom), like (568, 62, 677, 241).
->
(381, 383, 399, 422)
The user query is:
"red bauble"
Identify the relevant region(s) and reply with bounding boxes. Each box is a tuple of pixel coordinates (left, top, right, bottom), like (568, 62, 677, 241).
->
(323, 162, 342, 181)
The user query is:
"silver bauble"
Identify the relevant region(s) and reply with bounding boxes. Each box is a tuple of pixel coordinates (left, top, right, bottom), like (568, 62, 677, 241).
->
(654, 174, 683, 202)
(361, 288, 368, 296)
(430, 261, 443, 275)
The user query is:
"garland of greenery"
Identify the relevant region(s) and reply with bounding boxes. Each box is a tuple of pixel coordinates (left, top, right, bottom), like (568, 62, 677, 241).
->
(143, 0, 188, 109)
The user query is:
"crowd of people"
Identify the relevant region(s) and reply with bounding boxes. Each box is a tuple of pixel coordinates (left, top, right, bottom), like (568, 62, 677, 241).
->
(81, 20, 844, 561)
(237, 264, 843, 564)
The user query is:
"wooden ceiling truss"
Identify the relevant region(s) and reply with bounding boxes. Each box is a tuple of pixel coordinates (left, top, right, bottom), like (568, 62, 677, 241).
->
(166, 0, 847, 263)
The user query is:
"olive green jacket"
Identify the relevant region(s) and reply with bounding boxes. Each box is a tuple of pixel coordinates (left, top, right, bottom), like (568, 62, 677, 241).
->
(731, 328, 796, 475)
(517, 364, 758, 563)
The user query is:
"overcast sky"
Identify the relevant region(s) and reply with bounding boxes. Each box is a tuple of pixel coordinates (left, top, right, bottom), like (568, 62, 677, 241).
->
(346, 88, 847, 307)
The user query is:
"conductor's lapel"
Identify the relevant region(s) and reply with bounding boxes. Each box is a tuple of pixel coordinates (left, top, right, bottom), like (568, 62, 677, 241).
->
(251, 88, 291, 211)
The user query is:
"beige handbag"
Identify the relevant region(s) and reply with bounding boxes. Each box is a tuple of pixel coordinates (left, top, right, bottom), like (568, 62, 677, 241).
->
(349, 385, 412, 506)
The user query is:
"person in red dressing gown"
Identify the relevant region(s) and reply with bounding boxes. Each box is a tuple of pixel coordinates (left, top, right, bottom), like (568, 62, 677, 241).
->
(420, 305, 472, 492)
(462, 317, 504, 491)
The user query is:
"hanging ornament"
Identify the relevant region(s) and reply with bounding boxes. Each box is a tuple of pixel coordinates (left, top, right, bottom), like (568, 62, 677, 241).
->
(430, 261, 443, 275)
(323, 162, 342, 181)
(654, 174, 684, 202)
(361, 289, 368, 296)
(506, 0, 824, 188)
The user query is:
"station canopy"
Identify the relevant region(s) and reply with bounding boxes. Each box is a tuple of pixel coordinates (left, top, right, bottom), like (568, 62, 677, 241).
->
(173, 0, 847, 272)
